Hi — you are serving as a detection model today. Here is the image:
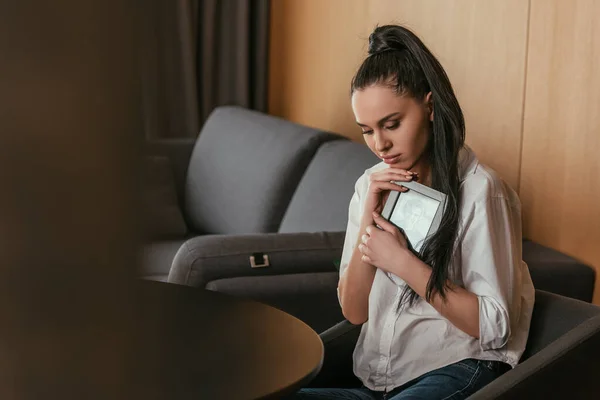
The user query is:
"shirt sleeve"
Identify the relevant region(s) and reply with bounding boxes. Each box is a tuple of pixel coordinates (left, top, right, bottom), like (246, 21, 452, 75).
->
(461, 195, 524, 351)
(337, 174, 365, 302)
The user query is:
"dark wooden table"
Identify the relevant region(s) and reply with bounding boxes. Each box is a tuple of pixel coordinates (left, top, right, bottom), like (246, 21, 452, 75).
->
(135, 281, 323, 399)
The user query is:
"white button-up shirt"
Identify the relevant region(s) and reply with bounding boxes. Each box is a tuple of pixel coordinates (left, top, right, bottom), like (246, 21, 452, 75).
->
(339, 146, 535, 392)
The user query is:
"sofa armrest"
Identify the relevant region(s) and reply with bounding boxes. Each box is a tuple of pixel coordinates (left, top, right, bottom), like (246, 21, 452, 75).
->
(167, 231, 345, 287)
(320, 320, 359, 344)
(167, 231, 345, 332)
(468, 291, 600, 399)
(470, 315, 600, 399)
(522, 290, 600, 360)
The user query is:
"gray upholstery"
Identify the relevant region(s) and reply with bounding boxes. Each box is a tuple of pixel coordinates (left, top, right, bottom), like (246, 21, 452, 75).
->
(168, 231, 345, 287)
(141, 239, 188, 281)
(141, 139, 195, 280)
(167, 232, 345, 332)
(469, 291, 600, 399)
(184, 106, 340, 235)
(523, 239, 595, 302)
(473, 316, 600, 399)
(279, 140, 380, 233)
(522, 290, 600, 360)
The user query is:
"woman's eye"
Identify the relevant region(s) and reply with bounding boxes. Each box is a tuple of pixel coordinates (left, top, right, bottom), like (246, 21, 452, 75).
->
(362, 130, 373, 135)
(384, 122, 400, 130)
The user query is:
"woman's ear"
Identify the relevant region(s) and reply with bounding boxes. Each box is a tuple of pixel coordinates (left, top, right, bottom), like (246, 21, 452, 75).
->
(425, 92, 434, 121)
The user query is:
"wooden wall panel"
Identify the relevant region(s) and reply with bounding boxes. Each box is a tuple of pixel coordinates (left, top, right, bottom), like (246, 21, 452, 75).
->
(269, 0, 600, 303)
(520, 0, 600, 303)
(269, 0, 529, 190)
(269, 0, 368, 139)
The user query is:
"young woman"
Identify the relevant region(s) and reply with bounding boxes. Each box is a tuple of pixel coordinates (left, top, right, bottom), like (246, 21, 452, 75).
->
(294, 25, 535, 400)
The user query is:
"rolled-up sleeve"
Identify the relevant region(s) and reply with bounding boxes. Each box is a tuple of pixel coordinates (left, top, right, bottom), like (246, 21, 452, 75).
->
(461, 195, 524, 351)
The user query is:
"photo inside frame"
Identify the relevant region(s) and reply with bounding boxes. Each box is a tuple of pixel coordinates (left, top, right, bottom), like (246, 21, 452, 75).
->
(388, 190, 441, 252)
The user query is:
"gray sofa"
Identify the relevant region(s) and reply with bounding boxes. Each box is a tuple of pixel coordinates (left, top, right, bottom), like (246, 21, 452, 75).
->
(143, 106, 599, 398)
(141, 105, 341, 282)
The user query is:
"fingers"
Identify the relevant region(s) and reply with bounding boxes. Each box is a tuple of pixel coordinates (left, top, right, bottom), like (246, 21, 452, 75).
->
(358, 230, 372, 259)
(358, 235, 372, 264)
(361, 233, 369, 245)
(372, 212, 399, 235)
(369, 181, 409, 194)
(370, 170, 415, 183)
(373, 167, 414, 177)
(358, 242, 371, 257)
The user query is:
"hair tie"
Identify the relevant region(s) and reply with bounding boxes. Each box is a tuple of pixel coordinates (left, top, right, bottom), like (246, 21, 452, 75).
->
(368, 48, 399, 57)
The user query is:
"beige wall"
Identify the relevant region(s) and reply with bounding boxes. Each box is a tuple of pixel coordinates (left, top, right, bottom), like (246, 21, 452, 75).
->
(269, 0, 600, 303)
(519, 0, 600, 303)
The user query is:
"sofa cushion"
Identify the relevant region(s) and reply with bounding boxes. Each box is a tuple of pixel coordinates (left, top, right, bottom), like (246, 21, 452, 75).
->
(142, 156, 188, 239)
(140, 239, 188, 281)
(278, 141, 379, 233)
(523, 240, 596, 302)
(184, 106, 341, 235)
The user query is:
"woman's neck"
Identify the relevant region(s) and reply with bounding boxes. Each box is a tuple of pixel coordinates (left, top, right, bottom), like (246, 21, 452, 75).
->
(410, 155, 432, 187)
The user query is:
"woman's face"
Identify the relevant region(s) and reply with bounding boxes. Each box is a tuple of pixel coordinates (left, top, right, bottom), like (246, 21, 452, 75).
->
(352, 84, 433, 170)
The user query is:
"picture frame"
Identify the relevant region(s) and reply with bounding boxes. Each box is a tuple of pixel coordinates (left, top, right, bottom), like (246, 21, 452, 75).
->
(380, 180, 447, 253)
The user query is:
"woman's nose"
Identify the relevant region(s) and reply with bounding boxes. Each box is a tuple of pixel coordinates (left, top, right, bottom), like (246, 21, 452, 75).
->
(374, 131, 391, 153)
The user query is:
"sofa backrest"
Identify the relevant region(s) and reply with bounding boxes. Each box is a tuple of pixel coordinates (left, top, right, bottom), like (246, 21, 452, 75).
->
(278, 140, 379, 233)
(185, 106, 341, 234)
(523, 240, 596, 302)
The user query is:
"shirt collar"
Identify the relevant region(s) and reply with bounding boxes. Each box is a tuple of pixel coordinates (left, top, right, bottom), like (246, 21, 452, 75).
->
(458, 145, 479, 182)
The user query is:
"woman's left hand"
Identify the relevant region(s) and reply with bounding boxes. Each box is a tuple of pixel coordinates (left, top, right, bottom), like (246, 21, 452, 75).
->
(358, 212, 412, 276)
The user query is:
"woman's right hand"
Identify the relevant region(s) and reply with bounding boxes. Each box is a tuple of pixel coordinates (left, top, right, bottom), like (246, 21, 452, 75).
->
(361, 168, 415, 227)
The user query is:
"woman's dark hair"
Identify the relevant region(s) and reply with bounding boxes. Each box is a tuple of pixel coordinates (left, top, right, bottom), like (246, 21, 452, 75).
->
(351, 25, 465, 307)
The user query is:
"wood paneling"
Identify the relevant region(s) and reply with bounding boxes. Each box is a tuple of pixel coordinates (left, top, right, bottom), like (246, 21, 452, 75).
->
(269, 0, 368, 139)
(270, 0, 600, 303)
(520, 0, 600, 302)
(269, 0, 529, 190)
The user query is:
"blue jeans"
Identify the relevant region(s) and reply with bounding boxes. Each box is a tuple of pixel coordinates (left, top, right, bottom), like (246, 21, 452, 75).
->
(291, 359, 509, 400)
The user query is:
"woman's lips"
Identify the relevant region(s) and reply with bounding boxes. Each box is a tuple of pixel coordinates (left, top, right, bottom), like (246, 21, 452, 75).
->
(382, 154, 401, 164)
